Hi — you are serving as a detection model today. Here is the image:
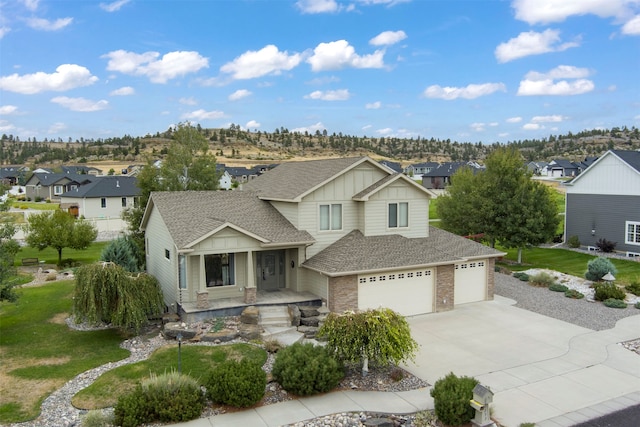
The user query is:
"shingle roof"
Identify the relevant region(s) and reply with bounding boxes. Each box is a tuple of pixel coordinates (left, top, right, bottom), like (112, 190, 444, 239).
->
(422, 162, 476, 177)
(28, 172, 95, 186)
(302, 227, 504, 276)
(61, 176, 140, 198)
(242, 156, 371, 201)
(146, 191, 315, 249)
(612, 150, 640, 173)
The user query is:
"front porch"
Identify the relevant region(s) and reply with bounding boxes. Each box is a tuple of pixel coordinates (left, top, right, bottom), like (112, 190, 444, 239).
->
(178, 289, 323, 323)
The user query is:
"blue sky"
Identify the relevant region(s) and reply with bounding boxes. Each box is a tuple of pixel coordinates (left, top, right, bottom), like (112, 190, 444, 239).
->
(1, 0, 639, 144)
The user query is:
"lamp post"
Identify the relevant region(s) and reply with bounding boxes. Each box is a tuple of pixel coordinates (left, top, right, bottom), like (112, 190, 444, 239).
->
(176, 332, 183, 374)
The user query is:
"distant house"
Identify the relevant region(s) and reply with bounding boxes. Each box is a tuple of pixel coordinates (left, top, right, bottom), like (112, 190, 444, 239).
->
(547, 159, 581, 177)
(216, 164, 233, 190)
(0, 165, 29, 186)
(24, 172, 95, 202)
(405, 162, 439, 178)
(378, 160, 403, 174)
(564, 150, 640, 257)
(526, 161, 549, 175)
(421, 162, 483, 189)
(61, 165, 102, 176)
(60, 176, 140, 219)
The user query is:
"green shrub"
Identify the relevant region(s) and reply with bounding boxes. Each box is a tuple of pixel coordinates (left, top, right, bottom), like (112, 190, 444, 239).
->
(593, 283, 626, 301)
(595, 238, 616, 253)
(635, 302, 640, 309)
(529, 271, 555, 287)
(100, 236, 140, 272)
(585, 257, 618, 281)
(567, 235, 580, 248)
(603, 298, 627, 309)
(205, 358, 266, 407)
(81, 410, 114, 427)
(564, 289, 584, 299)
(114, 371, 204, 427)
(272, 342, 344, 396)
(512, 272, 529, 281)
(625, 282, 640, 296)
(430, 372, 479, 426)
(413, 410, 438, 427)
(549, 283, 568, 292)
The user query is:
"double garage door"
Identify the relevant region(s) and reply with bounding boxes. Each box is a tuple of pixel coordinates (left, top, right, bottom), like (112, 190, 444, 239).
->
(358, 268, 434, 316)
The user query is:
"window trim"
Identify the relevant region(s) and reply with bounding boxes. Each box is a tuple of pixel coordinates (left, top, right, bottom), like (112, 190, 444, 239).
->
(53, 185, 63, 195)
(388, 202, 409, 229)
(319, 203, 342, 231)
(625, 221, 640, 246)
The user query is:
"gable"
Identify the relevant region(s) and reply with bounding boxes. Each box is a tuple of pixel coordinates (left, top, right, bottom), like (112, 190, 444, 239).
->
(565, 151, 640, 196)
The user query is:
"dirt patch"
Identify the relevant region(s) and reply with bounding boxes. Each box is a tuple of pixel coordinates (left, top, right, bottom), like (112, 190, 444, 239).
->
(49, 312, 70, 324)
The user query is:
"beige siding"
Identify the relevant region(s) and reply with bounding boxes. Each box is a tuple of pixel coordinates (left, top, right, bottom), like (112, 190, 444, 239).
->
(363, 182, 429, 238)
(145, 207, 178, 309)
(300, 268, 328, 300)
(269, 201, 299, 228)
(191, 228, 262, 253)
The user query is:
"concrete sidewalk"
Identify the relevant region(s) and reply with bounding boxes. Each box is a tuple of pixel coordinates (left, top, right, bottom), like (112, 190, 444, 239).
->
(172, 296, 640, 427)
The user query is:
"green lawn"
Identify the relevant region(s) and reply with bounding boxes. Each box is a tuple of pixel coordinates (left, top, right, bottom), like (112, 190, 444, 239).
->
(15, 241, 109, 266)
(0, 281, 130, 423)
(499, 246, 640, 285)
(10, 200, 60, 210)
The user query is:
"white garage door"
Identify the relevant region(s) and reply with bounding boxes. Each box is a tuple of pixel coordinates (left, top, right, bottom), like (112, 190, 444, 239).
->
(454, 260, 487, 305)
(358, 268, 434, 316)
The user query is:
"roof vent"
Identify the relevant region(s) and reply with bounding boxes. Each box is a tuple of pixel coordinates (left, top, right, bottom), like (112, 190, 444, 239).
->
(116, 180, 120, 187)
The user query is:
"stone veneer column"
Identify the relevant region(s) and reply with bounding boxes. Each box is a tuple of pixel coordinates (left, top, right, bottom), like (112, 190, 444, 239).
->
(486, 258, 495, 300)
(328, 275, 358, 313)
(435, 264, 455, 312)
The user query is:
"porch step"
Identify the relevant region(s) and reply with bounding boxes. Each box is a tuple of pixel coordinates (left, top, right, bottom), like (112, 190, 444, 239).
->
(259, 306, 291, 328)
(261, 325, 304, 346)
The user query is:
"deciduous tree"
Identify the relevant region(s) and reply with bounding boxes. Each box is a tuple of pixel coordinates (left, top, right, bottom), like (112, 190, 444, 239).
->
(0, 195, 20, 301)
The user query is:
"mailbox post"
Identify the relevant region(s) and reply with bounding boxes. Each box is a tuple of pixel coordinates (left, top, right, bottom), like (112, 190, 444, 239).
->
(470, 383, 496, 427)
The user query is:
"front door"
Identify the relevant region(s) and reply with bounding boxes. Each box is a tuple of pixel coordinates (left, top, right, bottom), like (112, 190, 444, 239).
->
(257, 250, 285, 291)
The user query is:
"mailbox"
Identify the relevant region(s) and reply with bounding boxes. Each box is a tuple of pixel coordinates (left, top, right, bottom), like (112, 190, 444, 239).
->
(470, 383, 496, 427)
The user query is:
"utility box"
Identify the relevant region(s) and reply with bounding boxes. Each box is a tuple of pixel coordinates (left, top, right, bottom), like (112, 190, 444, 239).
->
(470, 384, 496, 427)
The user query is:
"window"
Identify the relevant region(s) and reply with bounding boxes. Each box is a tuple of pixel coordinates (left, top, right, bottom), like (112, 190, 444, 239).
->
(164, 249, 170, 260)
(121, 197, 127, 208)
(626, 221, 640, 246)
(133, 197, 140, 208)
(388, 202, 408, 228)
(54, 185, 63, 195)
(205, 253, 235, 287)
(101, 198, 106, 208)
(178, 255, 186, 289)
(319, 204, 342, 231)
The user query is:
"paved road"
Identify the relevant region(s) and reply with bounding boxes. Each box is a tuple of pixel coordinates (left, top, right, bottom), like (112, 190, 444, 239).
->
(572, 404, 640, 427)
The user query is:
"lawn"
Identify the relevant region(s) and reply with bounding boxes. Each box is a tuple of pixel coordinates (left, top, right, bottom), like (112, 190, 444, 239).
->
(0, 281, 130, 423)
(499, 246, 640, 285)
(14, 241, 109, 266)
(72, 343, 267, 409)
(9, 200, 60, 210)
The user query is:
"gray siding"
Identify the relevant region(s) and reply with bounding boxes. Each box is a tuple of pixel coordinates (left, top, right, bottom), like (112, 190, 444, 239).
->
(566, 193, 640, 254)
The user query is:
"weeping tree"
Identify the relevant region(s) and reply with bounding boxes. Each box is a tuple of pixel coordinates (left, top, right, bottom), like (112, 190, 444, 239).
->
(317, 308, 418, 376)
(74, 262, 164, 333)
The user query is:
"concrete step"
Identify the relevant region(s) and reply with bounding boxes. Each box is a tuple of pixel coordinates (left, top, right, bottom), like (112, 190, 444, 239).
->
(259, 306, 290, 328)
(261, 326, 304, 346)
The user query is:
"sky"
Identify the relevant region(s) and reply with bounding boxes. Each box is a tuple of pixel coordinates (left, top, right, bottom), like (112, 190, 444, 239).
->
(0, 0, 639, 144)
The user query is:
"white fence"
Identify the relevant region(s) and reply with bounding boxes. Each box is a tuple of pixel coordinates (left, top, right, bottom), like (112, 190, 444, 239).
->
(11, 210, 127, 242)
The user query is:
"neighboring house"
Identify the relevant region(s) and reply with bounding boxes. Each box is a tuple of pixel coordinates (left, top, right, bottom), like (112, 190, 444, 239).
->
(0, 165, 29, 186)
(24, 172, 94, 202)
(547, 159, 581, 177)
(141, 156, 505, 320)
(564, 150, 640, 257)
(216, 165, 233, 190)
(526, 161, 549, 175)
(421, 162, 483, 189)
(405, 162, 439, 179)
(378, 160, 403, 174)
(61, 165, 102, 176)
(59, 176, 140, 219)
(225, 166, 257, 183)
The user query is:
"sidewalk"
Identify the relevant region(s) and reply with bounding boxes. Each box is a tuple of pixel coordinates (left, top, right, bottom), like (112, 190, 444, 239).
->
(171, 296, 640, 427)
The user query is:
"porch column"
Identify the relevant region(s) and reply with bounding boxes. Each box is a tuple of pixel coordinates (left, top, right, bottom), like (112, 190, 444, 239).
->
(199, 254, 206, 290)
(244, 250, 256, 304)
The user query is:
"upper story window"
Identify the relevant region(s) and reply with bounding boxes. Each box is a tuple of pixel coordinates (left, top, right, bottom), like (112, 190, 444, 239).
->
(101, 197, 107, 208)
(626, 221, 640, 246)
(319, 204, 342, 231)
(53, 185, 63, 195)
(121, 197, 127, 207)
(388, 202, 408, 228)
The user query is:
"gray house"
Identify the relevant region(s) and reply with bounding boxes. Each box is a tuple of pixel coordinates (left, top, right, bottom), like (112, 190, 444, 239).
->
(59, 176, 140, 219)
(564, 150, 640, 257)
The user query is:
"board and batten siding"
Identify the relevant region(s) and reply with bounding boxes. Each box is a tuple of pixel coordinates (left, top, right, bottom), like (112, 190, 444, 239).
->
(145, 207, 179, 310)
(567, 153, 640, 196)
(566, 193, 640, 253)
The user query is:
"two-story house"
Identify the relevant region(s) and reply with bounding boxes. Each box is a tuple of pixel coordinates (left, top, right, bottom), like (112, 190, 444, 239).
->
(24, 172, 95, 202)
(59, 176, 140, 219)
(141, 157, 504, 320)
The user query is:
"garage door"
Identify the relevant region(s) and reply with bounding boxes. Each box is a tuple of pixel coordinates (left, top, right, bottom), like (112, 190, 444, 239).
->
(358, 268, 434, 316)
(454, 260, 487, 305)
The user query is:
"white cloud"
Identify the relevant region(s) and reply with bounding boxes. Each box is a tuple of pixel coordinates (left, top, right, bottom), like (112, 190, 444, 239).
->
(220, 45, 302, 79)
(376, 128, 394, 135)
(518, 65, 594, 96)
(622, 15, 640, 34)
(365, 101, 381, 109)
(48, 122, 67, 134)
(179, 97, 197, 105)
(495, 29, 580, 63)
(295, 0, 339, 14)
(506, 116, 522, 123)
(246, 120, 261, 129)
(0, 64, 98, 94)
(523, 123, 542, 130)
(0, 120, 16, 132)
(307, 40, 384, 71)
(51, 96, 108, 112)
(532, 115, 565, 123)
(423, 82, 506, 100)
(512, 0, 630, 24)
(291, 122, 326, 133)
(110, 86, 134, 96)
(229, 89, 252, 101)
(305, 89, 351, 101)
(0, 105, 18, 115)
(100, 0, 131, 12)
(471, 122, 486, 131)
(26, 17, 73, 31)
(0, 27, 10, 39)
(22, 0, 40, 11)
(103, 50, 209, 83)
(181, 109, 225, 121)
(370, 30, 407, 46)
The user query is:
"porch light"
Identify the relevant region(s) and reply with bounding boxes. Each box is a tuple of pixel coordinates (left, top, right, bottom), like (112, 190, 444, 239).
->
(602, 272, 615, 282)
(591, 229, 595, 236)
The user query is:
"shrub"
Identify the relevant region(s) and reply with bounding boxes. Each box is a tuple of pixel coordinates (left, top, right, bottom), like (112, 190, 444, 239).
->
(263, 338, 283, 353)
(593, 283, 626, 302)
(430, 372, 479, 427)
(603, 298, 627, 309)
(564, 289, 584, 299)
(595, 238, 617, 253)
(272, 342, 344, 396)
(635, 302, 640, 309)
(625, 282, 640, 296)
(567, 235, 580, 248)
(390, 367, 405, 382)
(100, 236, 141, 272)
(529, 271, 555, 287)
(512, 272, 529, 281)
(81, 410, 114, 427)
(549, 283, 568, 292)
(114, 371, 204, 427)
(585, 257, 618, 282)
(413, 410, 438, 427)
(205, 358, 266, 407)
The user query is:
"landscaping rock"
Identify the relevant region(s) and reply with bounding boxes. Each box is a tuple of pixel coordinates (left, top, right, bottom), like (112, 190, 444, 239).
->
(239, 323, 261, 340)
(299, 306, 320, 318)
(300, 316, 320, 327)
(240, 306, 260, 324)
(297, 325, 318, 338)
(162, 322, 197, 340)
(288, 304, 301, 326)
(201, 329, 239, 343)
(364, 417, 394, 427)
